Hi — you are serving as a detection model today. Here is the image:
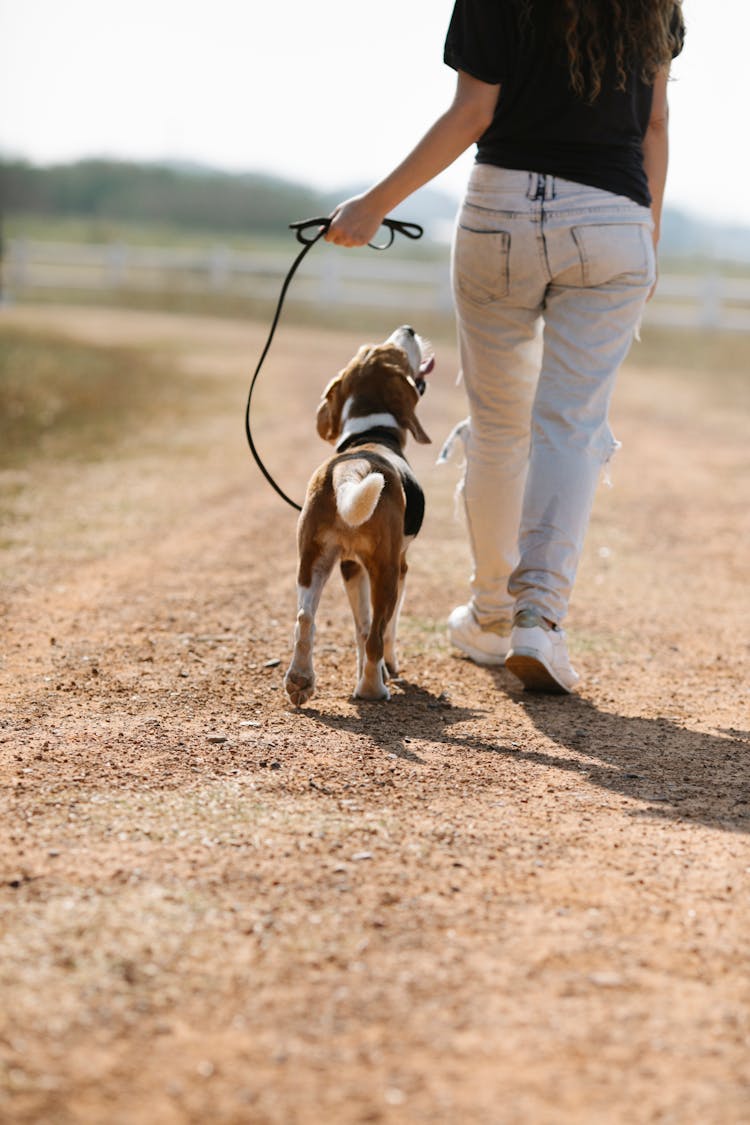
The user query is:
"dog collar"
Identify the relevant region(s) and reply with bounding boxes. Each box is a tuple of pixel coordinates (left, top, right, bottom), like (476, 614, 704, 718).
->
(336, 413, 401, 452)
(336, 426, 404, 456)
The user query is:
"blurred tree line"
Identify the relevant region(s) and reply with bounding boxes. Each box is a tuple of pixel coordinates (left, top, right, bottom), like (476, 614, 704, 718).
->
(0, 158, 331, 234)
(4, 157, 747, 264)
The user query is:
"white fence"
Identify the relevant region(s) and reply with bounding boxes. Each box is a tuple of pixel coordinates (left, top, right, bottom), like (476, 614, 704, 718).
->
(4, 238, 750, 332)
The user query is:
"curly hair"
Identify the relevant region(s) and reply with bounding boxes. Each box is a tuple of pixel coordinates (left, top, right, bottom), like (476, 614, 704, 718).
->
(539, 0, 685, 103)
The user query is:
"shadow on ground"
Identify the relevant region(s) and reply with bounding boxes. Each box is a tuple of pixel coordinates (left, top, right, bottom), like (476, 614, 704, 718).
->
(300, 672, 750, 836)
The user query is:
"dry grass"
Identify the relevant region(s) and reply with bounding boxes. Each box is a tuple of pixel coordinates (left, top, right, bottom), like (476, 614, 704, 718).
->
(0, 328, 187, 468)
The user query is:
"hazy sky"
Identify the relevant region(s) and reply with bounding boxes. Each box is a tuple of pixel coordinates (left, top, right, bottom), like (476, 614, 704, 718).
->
(1, 1, 745, 225)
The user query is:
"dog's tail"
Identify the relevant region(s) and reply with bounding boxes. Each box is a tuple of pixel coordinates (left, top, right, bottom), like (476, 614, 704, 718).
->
(333, 459, 385, 527)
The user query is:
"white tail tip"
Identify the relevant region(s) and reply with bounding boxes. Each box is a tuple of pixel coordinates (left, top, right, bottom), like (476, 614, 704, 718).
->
(336, 472, 385, 526)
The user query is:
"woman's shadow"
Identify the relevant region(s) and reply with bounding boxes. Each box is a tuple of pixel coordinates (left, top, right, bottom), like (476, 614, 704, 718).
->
(299, 674, 750, 835)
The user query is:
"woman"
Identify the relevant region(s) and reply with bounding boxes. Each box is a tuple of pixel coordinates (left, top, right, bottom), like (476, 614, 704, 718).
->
(325, 0, 685, 693)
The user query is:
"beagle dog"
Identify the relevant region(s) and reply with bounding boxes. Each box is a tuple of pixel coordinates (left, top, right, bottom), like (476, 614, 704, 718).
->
(284, 326, 433, 705)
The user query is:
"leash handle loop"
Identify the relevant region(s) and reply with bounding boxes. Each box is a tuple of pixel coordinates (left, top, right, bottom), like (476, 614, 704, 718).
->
(289, 215, 424, 251)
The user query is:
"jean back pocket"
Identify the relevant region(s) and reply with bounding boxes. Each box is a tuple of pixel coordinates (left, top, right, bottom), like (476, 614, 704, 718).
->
(453, 224, 511, 305)
(571, 223, 654, 288)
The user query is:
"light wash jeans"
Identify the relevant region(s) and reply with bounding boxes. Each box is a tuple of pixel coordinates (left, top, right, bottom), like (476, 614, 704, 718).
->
(451, 164, 655, 628)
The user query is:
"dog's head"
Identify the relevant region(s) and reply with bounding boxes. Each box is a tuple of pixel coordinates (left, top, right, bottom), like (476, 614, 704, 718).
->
(316, 327, 433, 446)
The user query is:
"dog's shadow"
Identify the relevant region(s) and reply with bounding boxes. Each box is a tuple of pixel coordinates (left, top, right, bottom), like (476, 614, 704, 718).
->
(299, 671, 750, 835)
(299, 678, 486, 764)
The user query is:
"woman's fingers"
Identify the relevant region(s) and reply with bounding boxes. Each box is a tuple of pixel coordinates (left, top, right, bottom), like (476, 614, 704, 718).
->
(325, 197, 383, 246)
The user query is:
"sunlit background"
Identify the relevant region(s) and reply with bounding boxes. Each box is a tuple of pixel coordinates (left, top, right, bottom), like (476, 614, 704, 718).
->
(1, 0, 747, 224)
(1, 0, 749, 329)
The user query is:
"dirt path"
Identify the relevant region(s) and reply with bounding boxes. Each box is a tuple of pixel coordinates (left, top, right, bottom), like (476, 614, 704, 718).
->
(1, 305, 749, 1124)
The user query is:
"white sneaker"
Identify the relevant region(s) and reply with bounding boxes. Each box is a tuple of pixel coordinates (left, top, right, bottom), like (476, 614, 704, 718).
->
(505, 609, 579, 694)
(448, 604, 510, 666)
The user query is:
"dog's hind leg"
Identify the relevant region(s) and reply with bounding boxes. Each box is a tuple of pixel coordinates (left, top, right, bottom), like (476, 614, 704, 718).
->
(340, 560, 370, 682)
(383, 553, 409, 678)
(356, 557, 400, 701)
(284, 549, 336, 706)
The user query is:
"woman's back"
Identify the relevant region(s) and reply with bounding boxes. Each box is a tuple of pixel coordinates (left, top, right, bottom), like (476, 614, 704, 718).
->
(444, 0, 685, 205)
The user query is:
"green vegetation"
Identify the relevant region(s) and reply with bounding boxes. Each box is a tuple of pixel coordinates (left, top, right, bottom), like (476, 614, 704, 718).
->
(2, 212, 294, 251)
(0, 158, 454, 258)
(1, 158, 327, 237)
(2, 211, 447, 265)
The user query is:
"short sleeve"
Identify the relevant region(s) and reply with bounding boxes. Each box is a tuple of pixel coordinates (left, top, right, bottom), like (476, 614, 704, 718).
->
(443, 0, 510, 85)
(670, 4, 686, 58)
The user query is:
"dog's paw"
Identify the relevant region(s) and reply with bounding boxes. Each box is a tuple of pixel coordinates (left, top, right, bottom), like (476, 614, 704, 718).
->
(284, 669, 315, 706)
(354, 677, 390, 702)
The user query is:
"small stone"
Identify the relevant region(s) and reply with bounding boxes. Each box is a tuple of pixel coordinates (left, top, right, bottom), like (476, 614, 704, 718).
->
(588, 972, 624, 988)
(207, 734, 227, 744)
(351, 851, 373, 862)
(240, 720, 261, 728)
(270, 761, 282, 770)
(264, 658, 281, 668)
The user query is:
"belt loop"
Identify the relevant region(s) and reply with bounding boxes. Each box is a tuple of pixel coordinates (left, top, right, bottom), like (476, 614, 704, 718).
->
(526, 172, 535, 201)
(549, 176, 557, 201)
(531, 174, 546, 201)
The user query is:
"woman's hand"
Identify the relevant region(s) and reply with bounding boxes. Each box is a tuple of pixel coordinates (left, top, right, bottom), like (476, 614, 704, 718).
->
(325, 194, 386, 247)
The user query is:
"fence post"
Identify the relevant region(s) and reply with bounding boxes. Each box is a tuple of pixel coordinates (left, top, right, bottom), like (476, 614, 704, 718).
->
(210, 245, 230, 291)
(320, 250, 340, 306)
(8, 238, 27, 293)
(700, 272, 722, 331)
(106, 243, 128, 288)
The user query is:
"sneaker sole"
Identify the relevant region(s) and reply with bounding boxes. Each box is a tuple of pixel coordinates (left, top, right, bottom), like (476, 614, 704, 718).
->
(505, 650, 571, 694)
(449, 636, 508, 666)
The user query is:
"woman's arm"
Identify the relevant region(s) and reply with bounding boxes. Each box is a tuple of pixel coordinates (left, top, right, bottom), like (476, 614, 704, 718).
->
(325, 71, 501, 247)
(643, 65, 670, 250)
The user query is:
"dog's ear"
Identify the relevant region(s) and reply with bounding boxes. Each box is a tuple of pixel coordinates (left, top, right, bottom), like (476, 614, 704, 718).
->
(317, 346, 372, 442)
(402, 406, 431, 445)
(316, 374, 345, 442)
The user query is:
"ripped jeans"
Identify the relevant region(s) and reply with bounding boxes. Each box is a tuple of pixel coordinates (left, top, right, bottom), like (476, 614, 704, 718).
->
(451, 165, 655, 627)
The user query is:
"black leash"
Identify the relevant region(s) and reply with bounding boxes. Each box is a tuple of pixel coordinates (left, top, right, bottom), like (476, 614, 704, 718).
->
(245, 215, 424, 512)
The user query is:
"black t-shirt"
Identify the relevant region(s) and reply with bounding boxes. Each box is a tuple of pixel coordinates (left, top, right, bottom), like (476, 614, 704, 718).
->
(444, 0, 685, 207)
